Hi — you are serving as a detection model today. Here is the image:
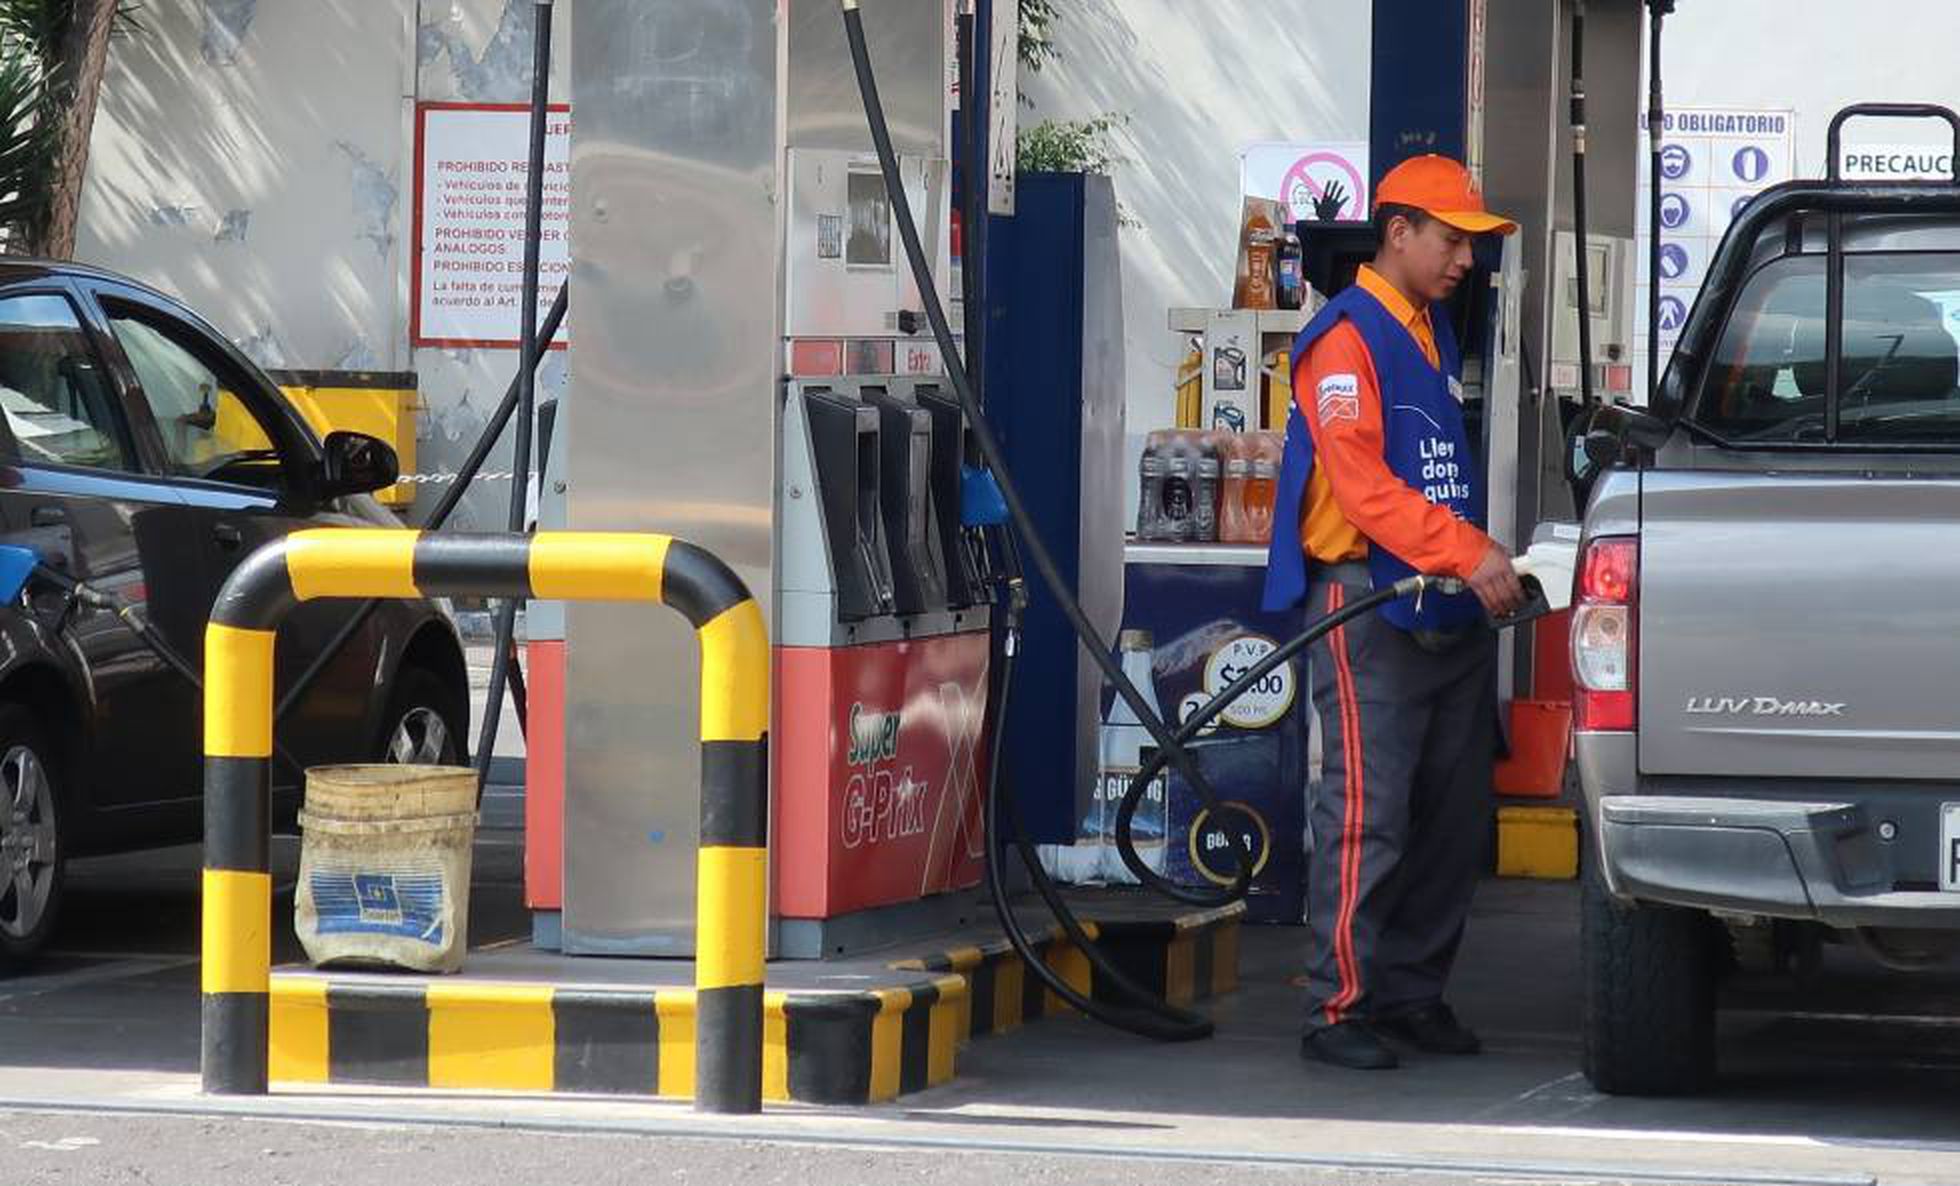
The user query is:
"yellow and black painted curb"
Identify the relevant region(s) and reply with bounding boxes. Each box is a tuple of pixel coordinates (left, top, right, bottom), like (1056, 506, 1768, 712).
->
(268, 975, 965, 1106)
(890, 904, 1243, 1041)
(203, 530, 769, 1114)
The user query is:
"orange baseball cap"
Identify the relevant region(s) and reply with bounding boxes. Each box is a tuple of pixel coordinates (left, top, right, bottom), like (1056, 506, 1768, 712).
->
(1374, 155, 1519, 235)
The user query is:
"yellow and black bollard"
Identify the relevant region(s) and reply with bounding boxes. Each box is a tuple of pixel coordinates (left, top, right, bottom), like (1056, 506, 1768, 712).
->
(199, 530, 770, 1113)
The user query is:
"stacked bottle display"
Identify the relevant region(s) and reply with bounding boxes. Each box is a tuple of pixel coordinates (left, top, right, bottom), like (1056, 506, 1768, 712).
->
(1136, 429, 1282, 544)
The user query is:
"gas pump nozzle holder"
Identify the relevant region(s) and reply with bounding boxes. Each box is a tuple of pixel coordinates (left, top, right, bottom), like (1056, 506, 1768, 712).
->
(798, 387, 899, 622)
(863, 385, 950, 616)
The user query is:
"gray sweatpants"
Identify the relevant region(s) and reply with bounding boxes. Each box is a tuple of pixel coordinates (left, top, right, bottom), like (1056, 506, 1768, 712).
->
(1301, 569, 1496, 1034)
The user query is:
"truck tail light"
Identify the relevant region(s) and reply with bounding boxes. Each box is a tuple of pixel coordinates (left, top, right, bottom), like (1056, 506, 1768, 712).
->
(1572, 536, 1637, 732)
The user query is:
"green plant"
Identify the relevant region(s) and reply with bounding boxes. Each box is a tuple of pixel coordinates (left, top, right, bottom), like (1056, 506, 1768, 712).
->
(0, 0, 139, 255)
(1019, 0, 1057, 74)
(1017, 112, 1126, 176)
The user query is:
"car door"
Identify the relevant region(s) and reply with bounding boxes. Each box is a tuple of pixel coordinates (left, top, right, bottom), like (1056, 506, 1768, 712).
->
(0, 287, 206, 817)
(83, 287, 389, 786)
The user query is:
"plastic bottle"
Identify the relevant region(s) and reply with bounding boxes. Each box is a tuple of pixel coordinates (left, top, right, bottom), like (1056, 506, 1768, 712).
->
(1246, 431, 1282, 544)
(1160, 433, 1196, 542)
(1276, 231, 1305, 311)
(1135, 432, 1166, 540)
(1097, 629, 1167, 882)
(1217, 433, 1254, 543)
(1193, 432, 1221, 543)
(1240, 207, 1278, 311)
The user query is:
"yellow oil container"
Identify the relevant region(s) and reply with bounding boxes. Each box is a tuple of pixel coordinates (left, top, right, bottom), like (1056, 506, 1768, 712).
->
(1263, 348, 1292, 432)
(1175, 341, 1203, 429)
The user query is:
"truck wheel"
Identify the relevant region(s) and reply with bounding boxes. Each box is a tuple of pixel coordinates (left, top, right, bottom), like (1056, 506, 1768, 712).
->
(1580, 861, 1718, 1096)
(0, 705, 63, 974)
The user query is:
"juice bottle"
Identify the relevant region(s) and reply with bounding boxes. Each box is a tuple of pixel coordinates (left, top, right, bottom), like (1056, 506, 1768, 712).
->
(1217, 433, 1254, 543)
(1246, 431, 1282, 544)
(1238, 206, 1278, 311)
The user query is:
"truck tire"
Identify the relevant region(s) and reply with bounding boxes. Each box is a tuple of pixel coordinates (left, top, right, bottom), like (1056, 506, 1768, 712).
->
(1580, 861, 1718, 1096)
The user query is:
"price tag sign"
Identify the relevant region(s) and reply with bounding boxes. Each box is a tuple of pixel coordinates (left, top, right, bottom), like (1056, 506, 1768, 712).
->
(1201, 635, 1296, 730)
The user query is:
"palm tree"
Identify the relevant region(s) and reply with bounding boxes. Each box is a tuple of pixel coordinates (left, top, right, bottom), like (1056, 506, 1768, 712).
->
(0, 0, 130, 257)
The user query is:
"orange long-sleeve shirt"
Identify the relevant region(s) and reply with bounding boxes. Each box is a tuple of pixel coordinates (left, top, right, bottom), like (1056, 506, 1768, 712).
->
(1293, 265, 1491, 580)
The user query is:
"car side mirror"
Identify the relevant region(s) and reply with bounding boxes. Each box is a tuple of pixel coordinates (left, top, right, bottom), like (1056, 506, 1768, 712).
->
(1565, 403, 1671, 487)
(319, 430, 399, 500)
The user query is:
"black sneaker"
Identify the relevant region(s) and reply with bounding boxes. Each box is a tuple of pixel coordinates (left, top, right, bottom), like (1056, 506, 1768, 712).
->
(1376, 1002, 1481, 1055)
(1300, 1021, 1400, 1070)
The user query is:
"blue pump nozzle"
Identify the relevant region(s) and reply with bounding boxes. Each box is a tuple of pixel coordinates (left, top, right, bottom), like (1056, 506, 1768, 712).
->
(0, 545, 37, 604)
(960, 464, 1009, 527)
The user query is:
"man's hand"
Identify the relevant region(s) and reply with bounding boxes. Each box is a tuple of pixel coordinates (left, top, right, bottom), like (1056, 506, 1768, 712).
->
(1465, 541, 1528, 620)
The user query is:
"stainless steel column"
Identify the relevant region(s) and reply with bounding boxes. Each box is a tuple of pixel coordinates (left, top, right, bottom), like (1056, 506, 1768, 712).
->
(563, 1, 781, 953)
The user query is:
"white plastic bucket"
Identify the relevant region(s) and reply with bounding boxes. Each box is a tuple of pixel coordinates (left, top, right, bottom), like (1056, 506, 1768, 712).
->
(294, 765, 477, 973)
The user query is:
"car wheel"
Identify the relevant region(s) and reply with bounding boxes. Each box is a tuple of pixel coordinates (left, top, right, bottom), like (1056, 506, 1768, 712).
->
(377, 666, 468, 767)
(0, 705, 63, 973)
(1580, 858, 1718, 1096)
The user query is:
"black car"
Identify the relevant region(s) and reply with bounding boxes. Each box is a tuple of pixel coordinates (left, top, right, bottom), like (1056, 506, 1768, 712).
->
(0, 261, 470, 969)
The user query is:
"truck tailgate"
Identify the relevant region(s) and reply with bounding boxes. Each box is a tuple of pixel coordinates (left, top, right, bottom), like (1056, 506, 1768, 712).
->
(1640, 468, 1960, 779)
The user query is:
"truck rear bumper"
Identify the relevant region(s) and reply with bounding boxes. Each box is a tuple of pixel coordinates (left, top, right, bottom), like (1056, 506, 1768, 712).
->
(1598, 795, 1960, 929)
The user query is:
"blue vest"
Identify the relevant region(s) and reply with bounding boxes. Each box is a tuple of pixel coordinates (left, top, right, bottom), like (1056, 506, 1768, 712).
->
(1260, 283, 1486, 632)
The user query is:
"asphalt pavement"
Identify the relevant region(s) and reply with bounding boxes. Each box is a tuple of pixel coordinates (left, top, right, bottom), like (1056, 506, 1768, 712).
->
(2, 665, 1958, 1185)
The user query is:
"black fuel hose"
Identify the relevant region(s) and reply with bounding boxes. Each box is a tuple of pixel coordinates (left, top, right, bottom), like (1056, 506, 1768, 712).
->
(1109, 576, 1453, 896)
(985, 583, 1215, 1040)
(842, 0, 1241, 1041)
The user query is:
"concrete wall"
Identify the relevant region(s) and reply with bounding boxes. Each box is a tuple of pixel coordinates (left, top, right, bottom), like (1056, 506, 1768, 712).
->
(1661, 0, 1960, 177)
(1018, 0, 1372, 462)
(76, 0, 571, 532)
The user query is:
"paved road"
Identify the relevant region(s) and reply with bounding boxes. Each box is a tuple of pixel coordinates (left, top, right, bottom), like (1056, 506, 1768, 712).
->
(4, 667, 1957, 1185)
(0, 1108, 1713, 1186)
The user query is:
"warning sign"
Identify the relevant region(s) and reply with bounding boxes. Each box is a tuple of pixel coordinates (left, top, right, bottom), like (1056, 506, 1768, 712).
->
(1243, 141, 1371, 224)
(1636, 106, 1795, 393)
(1837, 143, 1957, 181)
(412, 102, 572, 350)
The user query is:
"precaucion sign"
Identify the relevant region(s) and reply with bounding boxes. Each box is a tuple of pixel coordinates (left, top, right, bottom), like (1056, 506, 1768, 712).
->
(412, 102, 572, 349)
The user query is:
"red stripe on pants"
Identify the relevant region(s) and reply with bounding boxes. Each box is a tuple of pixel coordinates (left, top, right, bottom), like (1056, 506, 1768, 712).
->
(1325, 583, 1368, 1025)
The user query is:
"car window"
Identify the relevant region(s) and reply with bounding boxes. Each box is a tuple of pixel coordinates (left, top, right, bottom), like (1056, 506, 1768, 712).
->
(105, 306, 285, 484)
(1696, 252, 1960, 445)
(0, 294, 134, 471)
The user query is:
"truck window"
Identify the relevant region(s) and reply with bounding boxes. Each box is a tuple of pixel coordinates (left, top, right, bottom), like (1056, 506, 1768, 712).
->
(1698, 253, 1960, 445)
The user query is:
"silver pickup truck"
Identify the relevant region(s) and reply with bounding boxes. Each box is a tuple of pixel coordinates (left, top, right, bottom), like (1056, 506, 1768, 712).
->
(1570, 105, 1960, 1096)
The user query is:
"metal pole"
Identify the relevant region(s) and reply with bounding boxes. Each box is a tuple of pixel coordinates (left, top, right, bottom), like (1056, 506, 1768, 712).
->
(1570, 0, 1597, 408)
(475, 0, 555, 779)
(1646, 1, 1670, 404)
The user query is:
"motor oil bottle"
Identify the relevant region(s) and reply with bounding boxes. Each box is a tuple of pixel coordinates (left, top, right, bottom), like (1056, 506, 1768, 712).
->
(1097, 629, 1167, 882)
